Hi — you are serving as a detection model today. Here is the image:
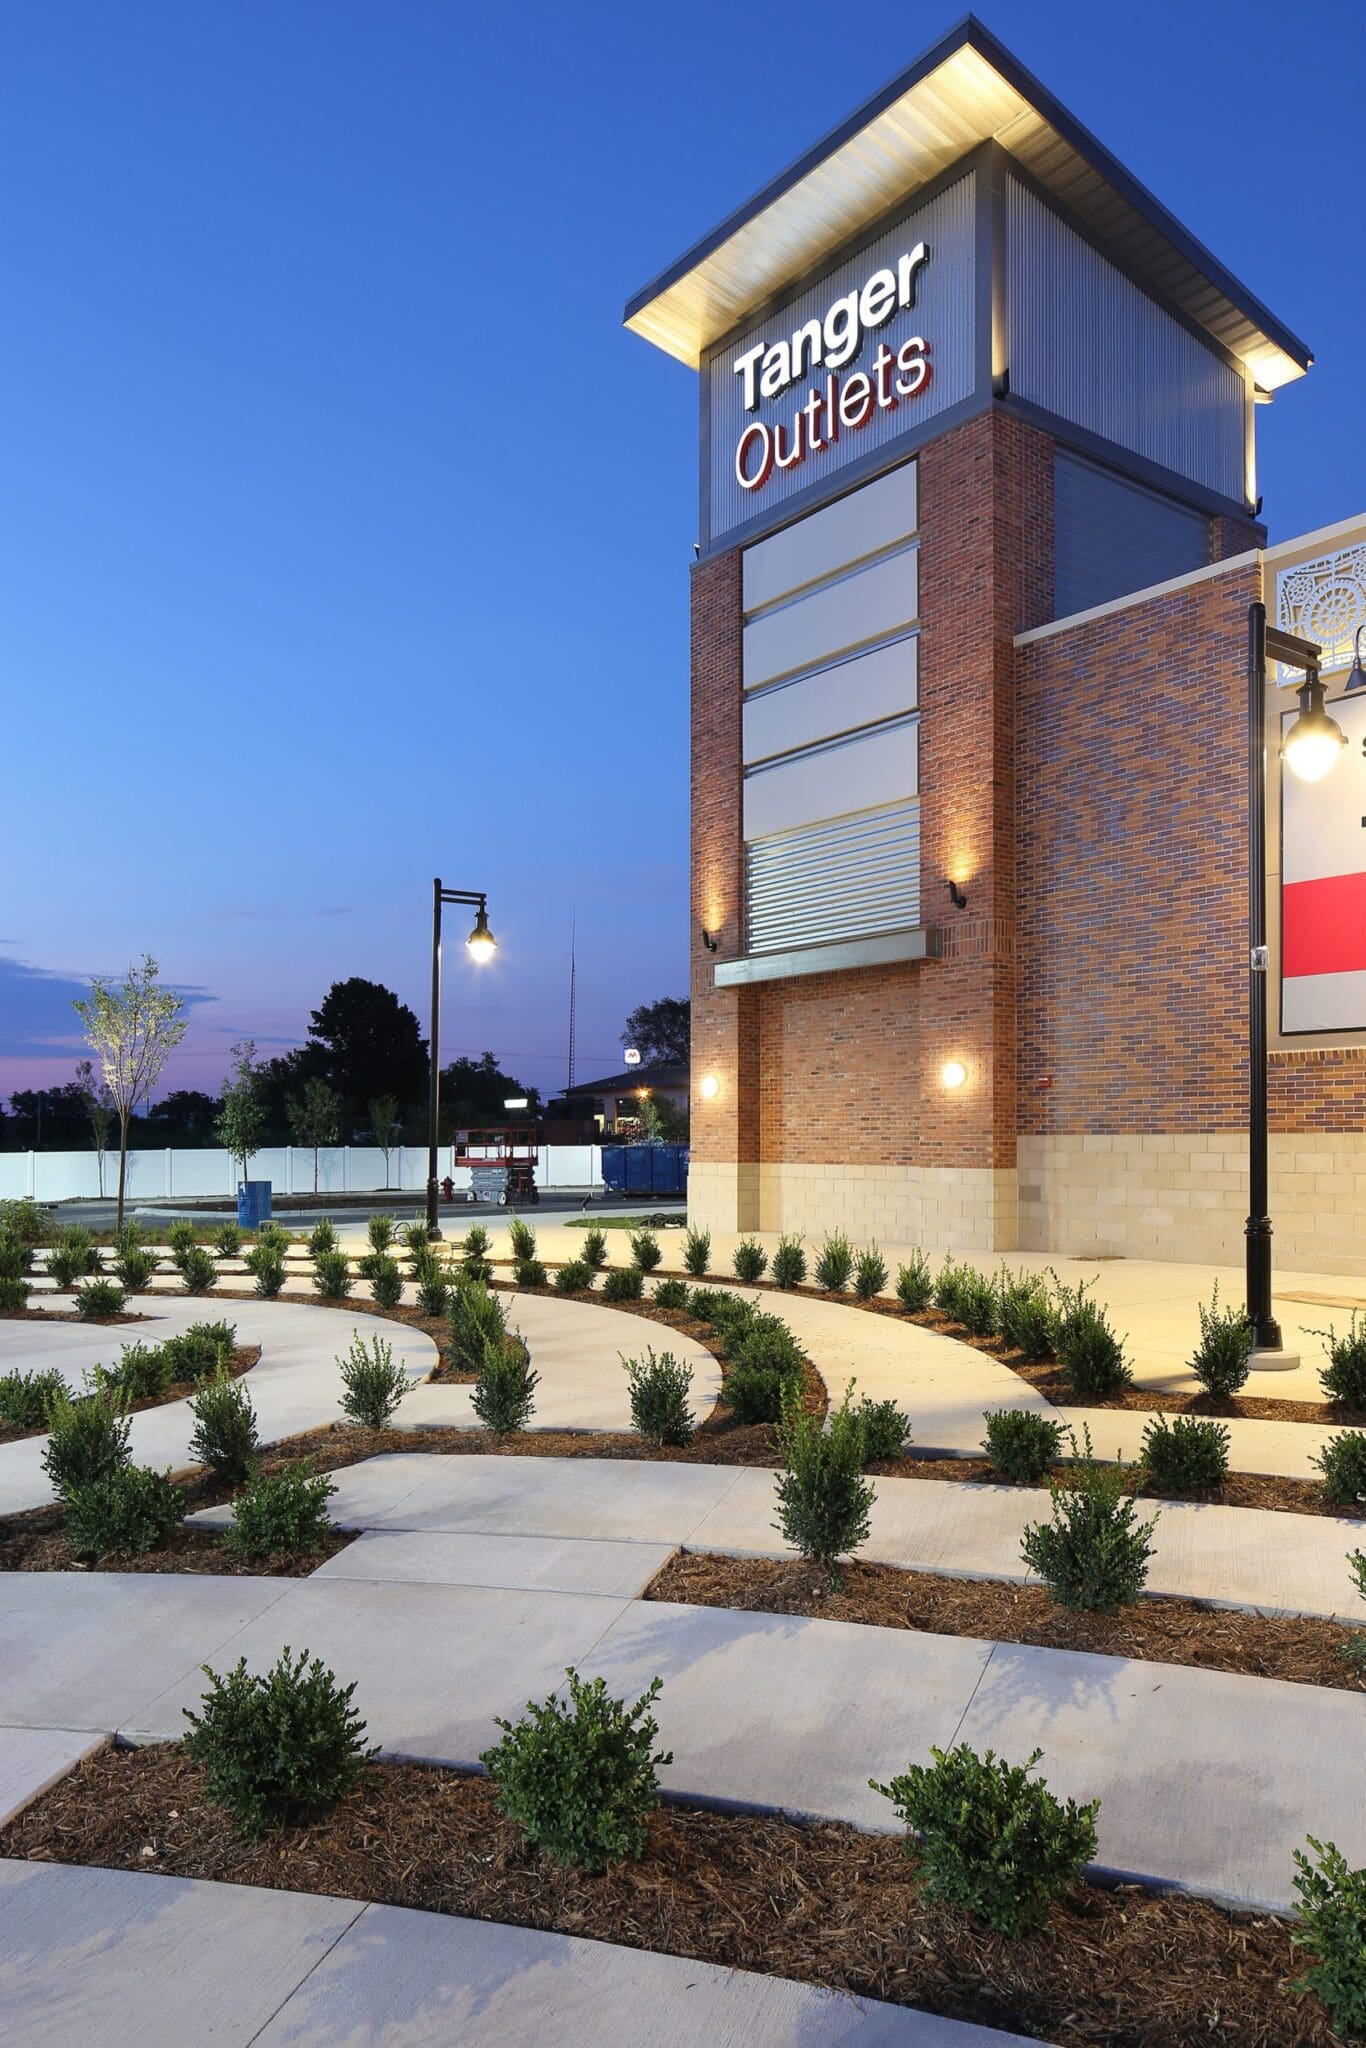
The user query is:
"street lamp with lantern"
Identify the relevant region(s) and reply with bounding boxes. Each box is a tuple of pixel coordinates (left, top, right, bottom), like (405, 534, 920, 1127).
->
(426, 878, 497, 1238)
(1245, 602, 1346, 1357)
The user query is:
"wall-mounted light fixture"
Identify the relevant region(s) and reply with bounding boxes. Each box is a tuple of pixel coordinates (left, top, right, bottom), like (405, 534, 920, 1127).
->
(947, 880, 968, 910)
(1345, 625, 1366, 695)
(940, 1059, 967, 1090)
(701, 926, 720, 952)
(699, 1074, 720, 1100)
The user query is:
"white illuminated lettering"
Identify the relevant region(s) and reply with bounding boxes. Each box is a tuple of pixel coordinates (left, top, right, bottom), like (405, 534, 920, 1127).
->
(759, 340, 792, 401)
(822, 290, 859, 371)
(838, 373, 874, 429)
(897, 242, 929, 308)
(790, 316, 823, 381)
(734, 342, 765, 412)
(859, 267, 897, 329)
(894, 336, 932, 398)
(735, 421, 773, 490)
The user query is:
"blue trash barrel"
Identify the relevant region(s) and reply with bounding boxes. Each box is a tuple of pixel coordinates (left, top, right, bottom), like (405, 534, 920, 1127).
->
(237, 1180, 272, 1228)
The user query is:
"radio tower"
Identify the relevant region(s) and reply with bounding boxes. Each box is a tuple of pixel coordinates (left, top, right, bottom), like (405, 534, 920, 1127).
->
(566, 912, 577, 1093)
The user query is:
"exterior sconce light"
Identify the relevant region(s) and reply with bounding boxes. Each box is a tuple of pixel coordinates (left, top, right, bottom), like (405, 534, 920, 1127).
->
(701, 926, 720, 952)
(947, 879, 968, 910)
(699, 1074, 720, 1100)
(1345, 625, 1366, 695)
(1282, 672, 1348, 783)
(940, 1059, 967, 1090)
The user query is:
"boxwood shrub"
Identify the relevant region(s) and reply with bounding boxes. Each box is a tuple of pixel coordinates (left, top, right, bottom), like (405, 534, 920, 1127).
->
(480, 1669, 670, 1872)
(184, 1647, 374, 1838)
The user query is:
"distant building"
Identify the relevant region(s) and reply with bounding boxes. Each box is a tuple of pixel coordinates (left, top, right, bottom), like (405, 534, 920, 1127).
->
(552, 1063, 690, 1135)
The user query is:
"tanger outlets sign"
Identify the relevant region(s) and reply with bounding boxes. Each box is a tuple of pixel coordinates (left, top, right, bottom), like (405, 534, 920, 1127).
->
(731, 245, 933, 493)
(1282, 690, 1366, 1034)
(706, 170, 976, 545)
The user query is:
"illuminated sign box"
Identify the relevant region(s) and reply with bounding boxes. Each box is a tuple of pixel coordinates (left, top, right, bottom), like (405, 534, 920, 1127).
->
(1281, 690, 1366, 1033)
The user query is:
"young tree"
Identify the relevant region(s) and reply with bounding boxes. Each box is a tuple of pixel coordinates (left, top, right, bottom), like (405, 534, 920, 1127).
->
(621, 997, 690, 1067)
(73, 956, 188, 1226)
(288, 1077, 342, 1193)
(368, 1093, 401, 1189)
(216, 1041, 270, 1195)
(637, 1091, 688, 1144)
(74, 1058, 116, 1197)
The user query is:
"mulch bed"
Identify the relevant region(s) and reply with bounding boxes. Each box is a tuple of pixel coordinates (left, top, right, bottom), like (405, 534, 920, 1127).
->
(646, 1552, 1366, 1694)
(869, 1450, 1363, 1521)
(0, 1308, 148, 1326)
(0, 1345, 262, 1446)
(0, 1514, 352, 1576)
(1, 1744, 1335, 2047)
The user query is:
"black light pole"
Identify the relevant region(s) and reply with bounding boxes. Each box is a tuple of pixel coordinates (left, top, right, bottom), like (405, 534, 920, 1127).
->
(1245, 602, 1343, 1351)
(426, 879, 496, 1239)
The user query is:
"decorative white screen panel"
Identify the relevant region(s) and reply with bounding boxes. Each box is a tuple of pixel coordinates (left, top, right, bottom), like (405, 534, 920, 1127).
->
(1278, 544, 1366, 676)
(745, 800, 921, 955)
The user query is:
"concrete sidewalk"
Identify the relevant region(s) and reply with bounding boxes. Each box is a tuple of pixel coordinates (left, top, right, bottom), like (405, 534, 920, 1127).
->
(0, 1861, 1040, 2047)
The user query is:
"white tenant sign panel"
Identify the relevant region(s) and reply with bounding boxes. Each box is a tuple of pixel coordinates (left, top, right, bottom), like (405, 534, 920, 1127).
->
(1281, 692, 1366, 1033)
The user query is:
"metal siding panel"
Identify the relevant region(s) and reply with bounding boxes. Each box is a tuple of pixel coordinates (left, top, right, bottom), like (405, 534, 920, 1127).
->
(743, 459, 918, 611)
(745, 801, 922, 953)
(743, 635, 918, 765)
(743, 720, 918, 841)
(1053, 451, 1210, 617)
(1006, 177, 1244, 502)
(743, 545, 918, 688)
(708, 173, 976, 547)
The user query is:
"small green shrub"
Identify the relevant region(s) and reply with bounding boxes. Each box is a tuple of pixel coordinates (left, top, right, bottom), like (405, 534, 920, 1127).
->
(995, 1272, 1054, 1360)
(0, 1230, 28, 1281)
(895, 1250, 934, 1313)
(366, 1214, 395, 1253)
(553, 1259, 593, 1296)
(775, 1384, 875, 1583)
(0, 1275, 32, 1311)
(652, 1276, 689, 1311)
(245, 1246, 286, 1297)
(1345, 1552, 1366, 1683)
(513, 1257, 548, 1289)
(253, 1222, 292, 1257)
(1140, 1414, 1230, 1491)
(112, 1219, 144, 1253)
(49, 1226, 99, 1286)
(628, 1228, 662, 1274)
(733, 1237, 768, 1282)
(682, 1227, 711, 1277)
(162, 1320, 236, 1382)
(856, 1396, 911, 1464)
(461, 1224, 492, 1268)
(412, 1262, 450, 1318)
(623, 1347, 693, 1446)
(400, 1219, 430, 1261)
(212, 1222, 243, 1259)
(355, 1249, 383, 1283)
(1052, 1278, 1131, 1396)
(184, 1647, 374, 1838)
(224, 1461, 337, 1558)
(367, 1254, 405, 1309)
(685, 1287, 728, 1328)
(312, 1249, 353, 1301)
(1315, 1430, 1366, 1509)
(339, 1332, 412, 1428)
(853, 1246, 889, 1302)
(813, 1231, 853, 1293)
(934, 1258, 967, 1320)
(65, 1463, 182, 1559)
(0, 1367, 66, 1430)
(109, 1340, 174, 1402)
(1020, 1427, 1158, 1611)
(41, 1384, 131, 1497)
(1312, 1314, 1366, 1411)
(873, 1744, 1099, 1938)
(602, 1265, 644, 1303)
(189, 1372, 259, 1483)
(175, 1244, 218, 1295)
(725, 1318, 805, 1425)
(480, 1669, 670, 1873)
(472, 1333, 539, 1434)
(449, 1277, 508, 1370)
(509, 1217, 537, 1262)
(0, 1197, 50, 1248)
(114, 1244, 158, 1291)
(307, 1219, 338, 1258)
(983, 1409, 1063, 1484)
(73, 1277, 127, 1320)
(771, 1235, 807, 1289)
(580, 1227, 608, 1270)
(1186, 1284, 1252, 1398)
(167, 1220, 198, 1257)
(1291, 1835, 1366, 2038)
(954, 1267, 998, 1337)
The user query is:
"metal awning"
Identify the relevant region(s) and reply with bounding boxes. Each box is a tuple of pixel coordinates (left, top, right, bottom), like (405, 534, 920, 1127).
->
(624, 15, 1311, 392)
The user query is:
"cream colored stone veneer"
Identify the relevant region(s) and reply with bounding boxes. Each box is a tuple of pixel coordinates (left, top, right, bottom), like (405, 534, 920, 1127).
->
(688, 1158, 1018, 1252)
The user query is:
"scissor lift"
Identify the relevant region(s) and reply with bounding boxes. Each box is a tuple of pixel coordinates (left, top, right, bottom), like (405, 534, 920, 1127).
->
(453, 1126, 540, 1206)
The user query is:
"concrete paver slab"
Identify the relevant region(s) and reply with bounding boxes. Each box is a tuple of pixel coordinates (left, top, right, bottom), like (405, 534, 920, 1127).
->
(311, 1528, 676, 1598)
(955, 1642, 1366, 1911)
(0, 1859, 361, 2048)
(0, 1573, 290, 1731)
(0, 1726, 109, 1826)
(257, 1894, 1040, 2047)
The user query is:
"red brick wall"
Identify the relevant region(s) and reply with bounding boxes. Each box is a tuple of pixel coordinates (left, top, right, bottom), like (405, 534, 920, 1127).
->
(1270, 1049, 1366, 1132)
(755, 965, 921, 1164)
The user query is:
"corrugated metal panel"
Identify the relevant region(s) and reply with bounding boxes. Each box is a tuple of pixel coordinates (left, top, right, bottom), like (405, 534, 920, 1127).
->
(1007, 178, 1245, 502)
(1054, 450, 1210, 618)
(745, 800, 921, 954)
(707, 173, 975, 547)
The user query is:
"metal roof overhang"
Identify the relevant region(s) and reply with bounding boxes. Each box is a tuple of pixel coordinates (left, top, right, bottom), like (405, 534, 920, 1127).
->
(623, 15, 1311, 392)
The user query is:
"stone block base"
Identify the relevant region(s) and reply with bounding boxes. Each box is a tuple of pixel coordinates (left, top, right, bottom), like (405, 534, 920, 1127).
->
(688, 1160, 1018, 1252)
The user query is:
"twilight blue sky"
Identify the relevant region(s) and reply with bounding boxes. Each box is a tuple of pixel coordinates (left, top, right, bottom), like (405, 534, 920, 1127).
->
(3, 0, 1363, 1104)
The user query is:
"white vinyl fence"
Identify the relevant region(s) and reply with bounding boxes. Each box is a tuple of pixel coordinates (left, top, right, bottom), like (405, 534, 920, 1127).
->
(0, 1144, 604, 1206)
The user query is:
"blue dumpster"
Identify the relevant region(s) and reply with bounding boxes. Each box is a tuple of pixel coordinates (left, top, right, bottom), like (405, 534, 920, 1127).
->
(237, 1180, 273, 1228)
(600, 1145, 689, 1198)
